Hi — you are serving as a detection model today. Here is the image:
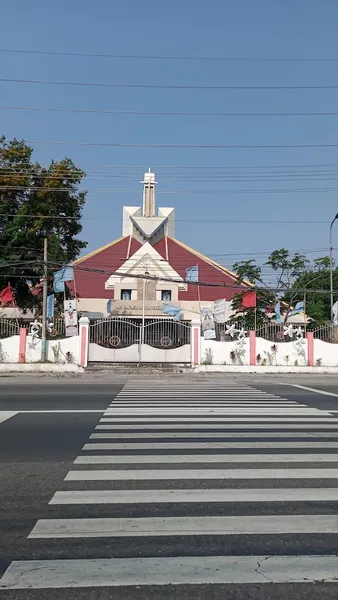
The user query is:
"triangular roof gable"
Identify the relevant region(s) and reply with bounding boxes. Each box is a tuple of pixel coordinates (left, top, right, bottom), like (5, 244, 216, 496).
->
(115, 242, 184, 282)
(70, 237, 142, 300)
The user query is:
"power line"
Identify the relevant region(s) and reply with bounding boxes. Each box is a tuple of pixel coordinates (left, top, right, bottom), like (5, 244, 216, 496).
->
(2, 257, 335, 292)
(0, 213, 332, 224)
(62, 262, 338, 295)
(2, 48, 338, 61)
(3, 264, 338, 296)
(21, 139, 338, 150)
(4, 173, 338, 185)
(2, 105, 338, 117)
(2, 184, 338, 194)
(2, 77, 338, 90)
(4, 170, 338, 182)
(2, 161, 338, 170)
(0, 244, 330, 259)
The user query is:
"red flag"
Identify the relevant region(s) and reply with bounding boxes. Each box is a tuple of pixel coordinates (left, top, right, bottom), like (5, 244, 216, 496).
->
(242, 291, 257, 308)
(0, 284, 14, 305)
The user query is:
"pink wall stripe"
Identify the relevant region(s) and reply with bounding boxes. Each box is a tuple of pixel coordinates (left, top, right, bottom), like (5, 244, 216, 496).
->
(249, 330, 256, 366)
(193, 328, 199, 365)
(18, 328, 27, 363)
(80, 326, 87, 367)
(307, 331, 314, 367)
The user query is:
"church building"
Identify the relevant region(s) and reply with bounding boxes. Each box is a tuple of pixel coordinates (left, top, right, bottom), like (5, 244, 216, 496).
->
(72, 171, 250, 321)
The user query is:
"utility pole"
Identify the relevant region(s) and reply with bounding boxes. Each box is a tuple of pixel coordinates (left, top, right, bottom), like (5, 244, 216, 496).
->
(330, 214, 338, 328)
(41, 236, 48, 362)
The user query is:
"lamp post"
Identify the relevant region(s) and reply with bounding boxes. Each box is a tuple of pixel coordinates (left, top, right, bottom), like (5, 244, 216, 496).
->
(330, 214, 338, 326)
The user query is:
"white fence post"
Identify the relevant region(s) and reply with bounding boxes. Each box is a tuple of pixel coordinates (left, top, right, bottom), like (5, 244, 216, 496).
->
(79, 317, 90, 367)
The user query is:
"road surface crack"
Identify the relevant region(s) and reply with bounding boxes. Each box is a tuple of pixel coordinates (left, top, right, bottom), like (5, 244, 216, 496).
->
(255, 556, 272, 582)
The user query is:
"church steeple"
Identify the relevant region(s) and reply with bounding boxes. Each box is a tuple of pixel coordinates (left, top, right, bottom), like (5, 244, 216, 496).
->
(122, 171, 175, 241)
(142, 170, 157, 217)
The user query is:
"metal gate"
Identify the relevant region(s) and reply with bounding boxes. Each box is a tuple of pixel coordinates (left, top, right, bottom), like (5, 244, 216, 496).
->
(88, 317, 192, 363)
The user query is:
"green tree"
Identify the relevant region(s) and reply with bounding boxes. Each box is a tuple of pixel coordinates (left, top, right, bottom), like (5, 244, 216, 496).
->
(288, 257, 338, 325)
(231, 260, 274, 328)
(0, 137, 87, 309)
(232, 249, 309, 327)
(265, 248, 309, 322)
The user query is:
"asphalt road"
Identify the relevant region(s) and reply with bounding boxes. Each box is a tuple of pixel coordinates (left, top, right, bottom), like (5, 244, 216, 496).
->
(0, 382, 123, 599)
(248, 377, 338, 412)
(1, 375, 338, 599)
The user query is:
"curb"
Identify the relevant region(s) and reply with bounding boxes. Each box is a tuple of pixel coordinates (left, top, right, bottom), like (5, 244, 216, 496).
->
(195, 365, 338, 374)
(0, 364, 84, 373)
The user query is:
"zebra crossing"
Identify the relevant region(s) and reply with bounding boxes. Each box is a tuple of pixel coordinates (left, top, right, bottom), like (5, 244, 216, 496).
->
(2, 380, 338, 593)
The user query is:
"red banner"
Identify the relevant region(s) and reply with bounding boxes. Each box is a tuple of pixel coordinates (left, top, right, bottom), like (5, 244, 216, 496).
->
(242, 291, 257, 308)
(0, 285, 14, 305)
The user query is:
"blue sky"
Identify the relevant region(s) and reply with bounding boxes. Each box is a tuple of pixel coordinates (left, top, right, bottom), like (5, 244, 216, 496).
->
(1, 0, 338, 281)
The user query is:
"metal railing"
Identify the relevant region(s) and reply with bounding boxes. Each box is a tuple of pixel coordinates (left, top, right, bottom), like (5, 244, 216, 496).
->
(46, 318, 66, 339)
(204, 321, 250, 342)
(0, 320, 20, 339)
(144, 319, 191, 348)
(90, 318, 140, 348)
(90, 317, 191, 349)
(311, 325, 338, 343)
(256, 323, 287, 343)
(0, 318, 66, 339)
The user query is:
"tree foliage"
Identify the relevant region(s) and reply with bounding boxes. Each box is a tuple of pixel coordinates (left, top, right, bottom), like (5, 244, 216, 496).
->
(231, 288, 275, 328)
(231, 248, 334, 326)
(287, 262, 338, 324)
(233, 259, 263, 285)
(0, 137, 87, 309)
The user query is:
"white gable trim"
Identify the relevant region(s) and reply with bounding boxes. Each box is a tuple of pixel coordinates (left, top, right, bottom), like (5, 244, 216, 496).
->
(105, 242, 186, 290)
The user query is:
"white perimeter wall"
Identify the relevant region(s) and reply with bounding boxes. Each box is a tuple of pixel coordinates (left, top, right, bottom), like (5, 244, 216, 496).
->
(201, 339, 250, 365)
(201, 336, 338, 367)
(25, 335, 80, 364)
(256, 337, 307, 367)
(256, 337, 338, 367)
(0, 335, 19, 363)
(3, 330, 338, 367)
(314, 339, 338, 366)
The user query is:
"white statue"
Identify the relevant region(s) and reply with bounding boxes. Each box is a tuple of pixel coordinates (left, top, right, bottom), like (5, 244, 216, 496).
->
(283, 324, 295, 338)
(29, 319, 41, 338)
(237, 327, 247, 341)
(225, 323, 238, 338)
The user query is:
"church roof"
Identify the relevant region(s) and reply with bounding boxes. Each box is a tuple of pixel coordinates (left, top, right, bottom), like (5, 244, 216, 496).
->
(168, 237, 251, 284)
(109, 241, 185, 285)
(153, 237, 250, 301)
(73, 236, 126, 265)
(71, 235, 250, 300)
(71, 236, 141, 299)
(70, 171, 251, 301)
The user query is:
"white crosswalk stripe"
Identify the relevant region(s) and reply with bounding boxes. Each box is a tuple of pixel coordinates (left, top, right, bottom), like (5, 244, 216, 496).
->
(0, 411, 17, 424)
(2, 379, 338, 594)
(28, 514, 338, 537)
(74, 452, 338, 463)
(64, 467, 338, 480)
(84, 440, 338, 449)
(49, 487, 338, 504)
